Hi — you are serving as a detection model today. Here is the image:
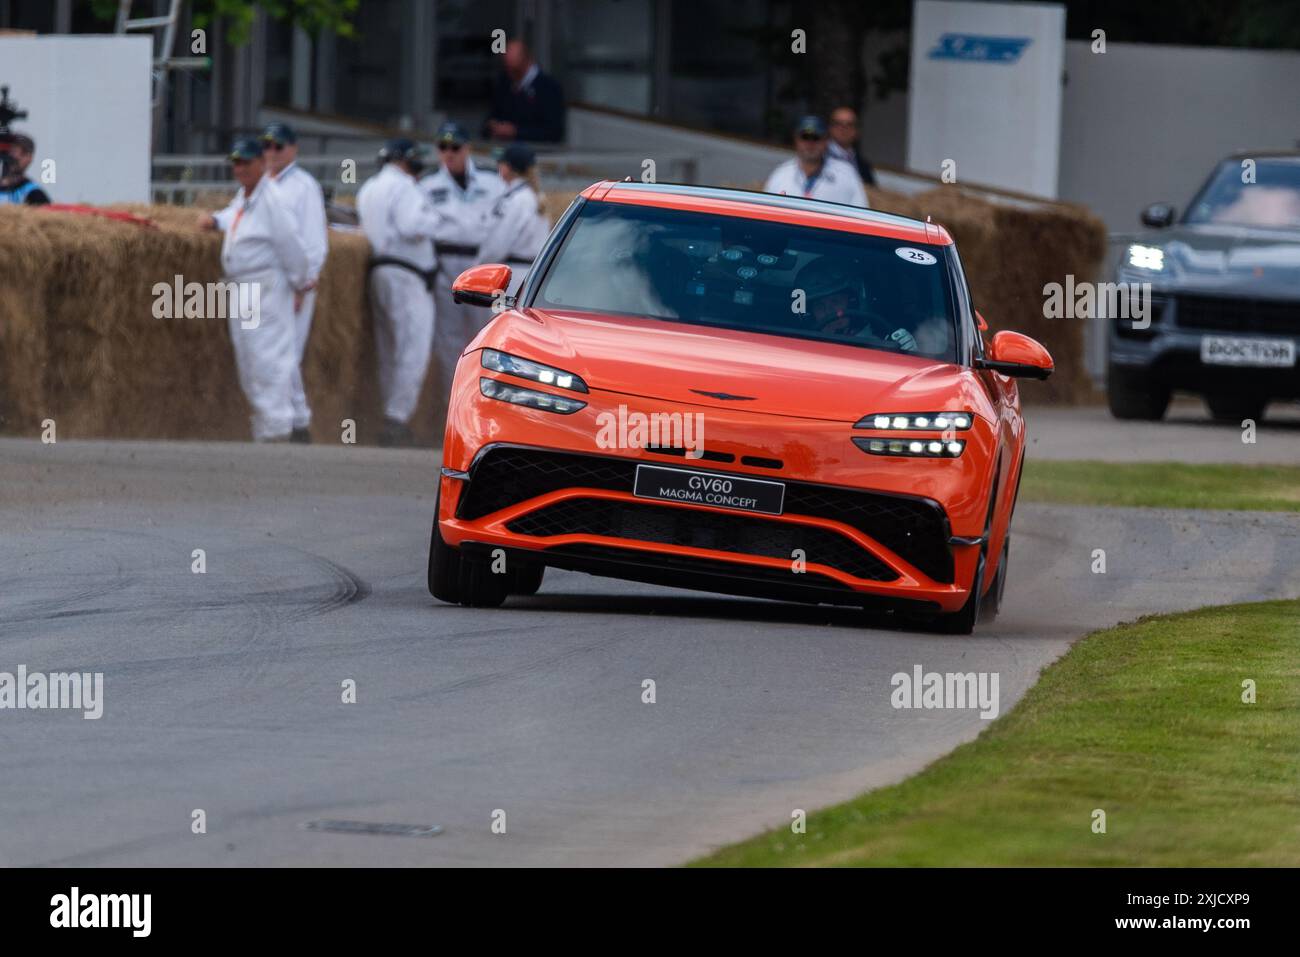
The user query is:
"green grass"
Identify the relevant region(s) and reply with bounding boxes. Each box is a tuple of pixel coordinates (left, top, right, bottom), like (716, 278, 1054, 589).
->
(693, 599, 1300, 866)
(1020, 460, 1300, 512)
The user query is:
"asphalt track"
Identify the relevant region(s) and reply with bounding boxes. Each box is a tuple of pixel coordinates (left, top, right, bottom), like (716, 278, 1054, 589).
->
(2, 410, 1298, 866)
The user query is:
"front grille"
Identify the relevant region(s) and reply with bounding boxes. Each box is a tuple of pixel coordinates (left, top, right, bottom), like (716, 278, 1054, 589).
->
(1113, 295, 1167, 339)
(506, 497, 899, 582)
(1175, 295, 1300, 335)
(458, 446, 952, 582)
(458, 448, 632, 518)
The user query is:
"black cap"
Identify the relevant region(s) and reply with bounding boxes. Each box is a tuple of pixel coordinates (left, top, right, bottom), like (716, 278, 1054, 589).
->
(228, 137, 263, 161)
(794, 115, 827, 138)
(378, 137, 432, 165)
(494, 142, 536, 174)
(260, 122, 297, 146)
(435, 121, 469, 147)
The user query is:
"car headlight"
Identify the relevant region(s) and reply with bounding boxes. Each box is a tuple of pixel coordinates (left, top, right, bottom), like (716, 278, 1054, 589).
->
(853, 437, 965, 458)
(1126, 244, 1165, 271)
(854, 412, 973, 431)
(480, 377, 587, 414)
(481, 349, 588, 393)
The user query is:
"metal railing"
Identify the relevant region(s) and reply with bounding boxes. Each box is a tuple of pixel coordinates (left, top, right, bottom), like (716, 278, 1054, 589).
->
(150, 149, 701, 206)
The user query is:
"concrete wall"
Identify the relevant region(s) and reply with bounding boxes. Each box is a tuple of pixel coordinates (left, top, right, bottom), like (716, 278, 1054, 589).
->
(1058, 40, 1300, 233)
(861, 36, 1300, 233)
(0, 35, 152, 204)
(565, 107, 789, 187)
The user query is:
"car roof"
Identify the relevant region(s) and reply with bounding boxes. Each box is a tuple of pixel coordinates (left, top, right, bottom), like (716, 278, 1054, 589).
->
(1223, 151, 1300, 162)
(579, 181, 954, 246)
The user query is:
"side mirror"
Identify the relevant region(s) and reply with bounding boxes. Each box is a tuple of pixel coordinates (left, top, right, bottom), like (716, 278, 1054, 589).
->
(1140, 203, 1176, 229)
(453, 263, 513, 308)
(977, 331, 1054, 380)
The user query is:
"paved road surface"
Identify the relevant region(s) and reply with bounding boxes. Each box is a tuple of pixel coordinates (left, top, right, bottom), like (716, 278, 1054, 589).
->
(1, 438, 1297, 866)
(1025, 399, 1300, 463)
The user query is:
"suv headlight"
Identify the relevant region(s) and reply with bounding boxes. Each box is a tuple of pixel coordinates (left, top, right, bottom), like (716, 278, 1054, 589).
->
(480, 377, 587, 414)
(854, 412, 973, 431)
(481, 349, 589, 393)
(1126, 244, 1165, 271)
(853, 437, 965, 458)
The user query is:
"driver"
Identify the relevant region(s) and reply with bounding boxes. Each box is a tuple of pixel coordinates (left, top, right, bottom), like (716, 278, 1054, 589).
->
(795, 256, 917, 351)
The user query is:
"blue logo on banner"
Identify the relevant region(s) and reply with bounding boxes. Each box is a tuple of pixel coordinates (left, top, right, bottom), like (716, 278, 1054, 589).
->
(928, 33, 1032, 63)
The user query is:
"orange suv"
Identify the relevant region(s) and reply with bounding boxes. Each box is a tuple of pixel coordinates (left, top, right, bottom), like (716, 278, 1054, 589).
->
(429, 182, 1052, 633)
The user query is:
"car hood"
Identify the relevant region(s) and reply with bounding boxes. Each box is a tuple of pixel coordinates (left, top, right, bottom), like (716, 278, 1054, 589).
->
(479, 308, 990, 423)
(1122, 224, 1300, 299)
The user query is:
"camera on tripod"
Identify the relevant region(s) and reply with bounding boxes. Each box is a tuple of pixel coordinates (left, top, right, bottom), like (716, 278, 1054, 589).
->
(0, 85, 31, 179)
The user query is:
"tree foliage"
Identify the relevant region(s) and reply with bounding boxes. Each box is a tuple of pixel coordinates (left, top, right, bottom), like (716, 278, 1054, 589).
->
(85, 0, 359, 43)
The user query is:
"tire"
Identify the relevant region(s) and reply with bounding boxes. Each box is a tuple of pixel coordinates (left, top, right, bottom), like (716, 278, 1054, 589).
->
(931, 461, 1004, 635)
(979, 536, 1009, 624)
(1205, 394, 1266, 424)
(932, 552, 984, 635)
(1107, 365, 1170, 421)
(427, 493, 510, 608)
(510, 562, 545, 596)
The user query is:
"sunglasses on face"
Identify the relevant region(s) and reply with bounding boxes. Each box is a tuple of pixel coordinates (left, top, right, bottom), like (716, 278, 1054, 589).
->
(798, 133, 825, 142)
(437, 142, 464, 152)
(262, 141, 286, 151)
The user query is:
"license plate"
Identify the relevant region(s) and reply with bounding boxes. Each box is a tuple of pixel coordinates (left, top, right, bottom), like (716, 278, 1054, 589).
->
(1200, 336, 1296, 368)
(633, 464, 785, 516)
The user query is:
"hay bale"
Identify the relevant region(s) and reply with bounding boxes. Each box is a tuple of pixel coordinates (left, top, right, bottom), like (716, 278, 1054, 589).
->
(0, 203, 381, 442)
(0, 181, 1105, 445)
(0, 208, 54, 433)
(900, 186, 1106, 404)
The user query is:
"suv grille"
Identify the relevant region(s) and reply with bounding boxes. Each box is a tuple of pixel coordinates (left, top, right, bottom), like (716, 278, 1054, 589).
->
(1175, 295, 1300, 335)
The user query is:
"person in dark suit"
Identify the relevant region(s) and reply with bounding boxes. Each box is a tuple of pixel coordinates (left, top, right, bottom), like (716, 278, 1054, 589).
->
(484, 40, 565, 144)
(827, 107, 877, 188)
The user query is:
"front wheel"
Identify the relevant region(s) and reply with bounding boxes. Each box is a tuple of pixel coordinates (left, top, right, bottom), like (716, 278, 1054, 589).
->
(427, 494, 509, 608)
(1205, 394, 1266, 424)
(1107, 365, 1170, 421)
(510, 562, 545, 596)
(979, 536, 1009, 623)
(931, 553, 984, 635)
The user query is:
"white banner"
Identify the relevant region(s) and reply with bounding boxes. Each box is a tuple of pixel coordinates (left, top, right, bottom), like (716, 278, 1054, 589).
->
(0, 36, 152, 205)
(907, 0, 1065, 198)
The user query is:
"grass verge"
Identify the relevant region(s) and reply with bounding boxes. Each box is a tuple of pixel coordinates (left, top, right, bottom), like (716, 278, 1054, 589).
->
(1019, 460, 1300, 512)
(693, 599, 1300, 866)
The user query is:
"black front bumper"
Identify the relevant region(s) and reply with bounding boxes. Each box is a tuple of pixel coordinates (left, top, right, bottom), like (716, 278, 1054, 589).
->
(1109, 293, 1300, 397)
(455, 444, 956, 584)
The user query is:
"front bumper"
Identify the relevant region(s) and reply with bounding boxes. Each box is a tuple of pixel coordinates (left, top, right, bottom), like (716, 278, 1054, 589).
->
(1109, 294, 1300, 397)
(437, 362, 998, 613)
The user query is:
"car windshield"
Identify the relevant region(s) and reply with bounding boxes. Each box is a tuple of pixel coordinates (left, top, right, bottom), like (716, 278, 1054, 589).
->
(535, 199, 958, 362)
(1184, 159, 1300, 228)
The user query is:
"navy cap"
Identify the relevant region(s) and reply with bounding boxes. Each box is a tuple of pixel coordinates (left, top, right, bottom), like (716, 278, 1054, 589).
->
(435, 121, 469, 147)
(794, 115, 827, 138)
(228, 137, 263, 161)
(494, 142, 536, 174)
(260, 122, 297, 146)
(378, 137, 431, 165)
